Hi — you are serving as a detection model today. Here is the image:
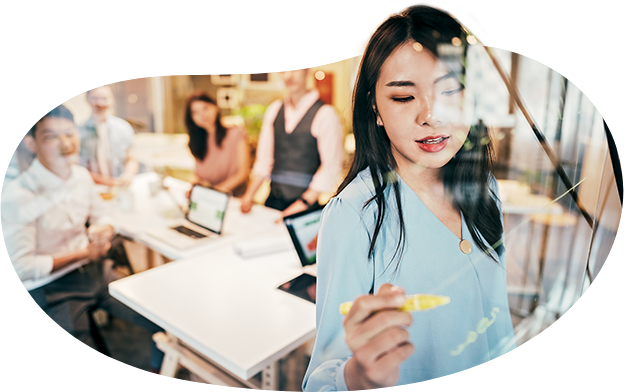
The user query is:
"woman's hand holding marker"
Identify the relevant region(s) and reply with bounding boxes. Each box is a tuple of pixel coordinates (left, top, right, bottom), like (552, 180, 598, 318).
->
(340, 293, 451, 315)
(343, 284, 415, 390)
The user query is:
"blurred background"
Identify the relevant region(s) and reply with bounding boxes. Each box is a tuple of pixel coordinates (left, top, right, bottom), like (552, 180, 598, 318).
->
(4, 47, 621, 379)
(59, 61, 359, 183)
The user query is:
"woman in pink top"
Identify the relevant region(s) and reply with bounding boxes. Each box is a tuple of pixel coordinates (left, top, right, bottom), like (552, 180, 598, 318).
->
(185, 92, 250, 196)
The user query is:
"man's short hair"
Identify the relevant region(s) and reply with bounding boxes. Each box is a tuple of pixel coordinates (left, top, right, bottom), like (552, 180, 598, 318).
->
(85, 85, 112, 98)
(27, 105, 75, 137)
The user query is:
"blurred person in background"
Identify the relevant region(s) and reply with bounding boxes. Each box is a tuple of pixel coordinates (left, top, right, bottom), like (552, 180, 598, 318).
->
(80, 85, 139, 187)
(3, 139, 36, 184)
(185, 92, 250, 196)
(1, 105, 164, 371)
(240, 69, 344, 217)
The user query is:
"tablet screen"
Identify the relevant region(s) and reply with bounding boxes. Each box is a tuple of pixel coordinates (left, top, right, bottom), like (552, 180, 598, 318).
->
(277, 273, 317, 304)
(283, 206, 323, 266)
(187, 185, 229, 234)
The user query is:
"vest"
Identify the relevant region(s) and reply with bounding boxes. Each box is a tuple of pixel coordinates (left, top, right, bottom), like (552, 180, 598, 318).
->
(270, 98, 325, 201)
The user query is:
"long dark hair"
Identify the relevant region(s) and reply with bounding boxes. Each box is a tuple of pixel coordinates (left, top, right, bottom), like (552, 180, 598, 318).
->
(338, 5, 503, 269)
(185, 92, 227, 161)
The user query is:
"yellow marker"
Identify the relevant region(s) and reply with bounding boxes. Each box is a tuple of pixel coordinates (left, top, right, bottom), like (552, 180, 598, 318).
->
(339, 294, 451, 316)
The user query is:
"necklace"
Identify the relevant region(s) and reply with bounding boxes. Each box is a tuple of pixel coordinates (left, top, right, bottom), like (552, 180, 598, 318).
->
(458, 211, 471, 254)
(459, 239, 472, 254)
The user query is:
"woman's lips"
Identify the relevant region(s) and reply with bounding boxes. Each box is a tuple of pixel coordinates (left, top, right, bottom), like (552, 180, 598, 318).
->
(415, 135, 450, 153)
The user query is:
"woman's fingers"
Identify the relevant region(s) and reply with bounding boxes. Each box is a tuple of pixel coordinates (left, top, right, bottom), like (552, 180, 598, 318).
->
(350, 327, 415, 387)
(344, 284, 406, 329)
(366, 341, 415, 386)
(344, 283, 412, 359)
(354, 326, 411, 364)
(240, 198, 252, 213)
(342, 284, 414, 389)
(346, 309, 412, 351)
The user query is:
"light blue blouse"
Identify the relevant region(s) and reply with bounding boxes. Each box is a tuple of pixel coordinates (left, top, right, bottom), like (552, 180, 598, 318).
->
(303, 168, 516, 391)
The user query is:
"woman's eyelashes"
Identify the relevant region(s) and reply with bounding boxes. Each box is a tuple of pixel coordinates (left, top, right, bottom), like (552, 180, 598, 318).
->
(390, 88, 463, 103)
(441, 85, 465, 96)
(391, 96, 414, 103)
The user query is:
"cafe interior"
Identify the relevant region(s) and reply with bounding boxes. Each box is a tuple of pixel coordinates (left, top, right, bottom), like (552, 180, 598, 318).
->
(3, 45, 621, 390)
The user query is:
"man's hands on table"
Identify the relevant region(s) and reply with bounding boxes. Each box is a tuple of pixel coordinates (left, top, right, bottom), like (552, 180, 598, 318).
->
(87, 224, 114, 261)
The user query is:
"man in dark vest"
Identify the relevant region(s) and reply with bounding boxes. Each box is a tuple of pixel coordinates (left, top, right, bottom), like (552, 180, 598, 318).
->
(241, 69, 344, 217)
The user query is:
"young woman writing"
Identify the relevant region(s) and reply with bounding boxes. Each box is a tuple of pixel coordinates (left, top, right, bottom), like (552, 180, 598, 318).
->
(303, 6, 515, 390)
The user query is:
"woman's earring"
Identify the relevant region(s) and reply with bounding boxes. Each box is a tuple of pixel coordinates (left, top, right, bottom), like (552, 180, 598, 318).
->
(372, 104, 383, 127)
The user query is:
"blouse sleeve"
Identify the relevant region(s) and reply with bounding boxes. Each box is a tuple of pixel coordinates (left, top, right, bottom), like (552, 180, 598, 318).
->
(302, 196, 375, 391)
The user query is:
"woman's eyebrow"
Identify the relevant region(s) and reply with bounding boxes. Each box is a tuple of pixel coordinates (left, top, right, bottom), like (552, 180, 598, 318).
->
(385, 80, 415, 87)
(434, 72, 454, 83)
(385, 73, 455, 87)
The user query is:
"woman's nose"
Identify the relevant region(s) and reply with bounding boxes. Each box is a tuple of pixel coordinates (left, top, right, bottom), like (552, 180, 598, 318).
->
(415, 95, 441, 127)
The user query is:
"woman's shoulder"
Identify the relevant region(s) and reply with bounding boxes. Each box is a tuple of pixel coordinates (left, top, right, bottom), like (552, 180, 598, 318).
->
(329, 168, 377, 215)
(225, 125, 244, 135)
(226, 126, 247, 141)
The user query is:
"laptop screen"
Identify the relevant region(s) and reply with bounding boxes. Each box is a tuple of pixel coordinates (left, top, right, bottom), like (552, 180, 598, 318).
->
(186, 185, 229, 234)
(283, 205, 324, 266)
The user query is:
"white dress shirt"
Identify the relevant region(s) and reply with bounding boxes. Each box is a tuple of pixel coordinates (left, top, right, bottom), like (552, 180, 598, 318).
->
(1, 158, 113, 291)
(79, 115, 135, 178)
(252, 89, 344, 193)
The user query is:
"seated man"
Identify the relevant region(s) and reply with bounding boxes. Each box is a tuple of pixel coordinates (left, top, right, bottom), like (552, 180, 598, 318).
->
(1, 105, 163, 370)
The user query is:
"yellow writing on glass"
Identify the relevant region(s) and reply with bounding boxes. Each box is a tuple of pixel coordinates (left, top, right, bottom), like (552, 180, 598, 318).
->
(450, 307, 499, 356)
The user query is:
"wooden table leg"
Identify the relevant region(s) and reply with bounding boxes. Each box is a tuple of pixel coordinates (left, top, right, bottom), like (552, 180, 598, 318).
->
(146, 247, 156, 269)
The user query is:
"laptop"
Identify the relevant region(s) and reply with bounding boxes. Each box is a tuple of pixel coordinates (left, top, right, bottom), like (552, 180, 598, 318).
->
(277, 204, 324, 303)
(146, 184, 230, 249)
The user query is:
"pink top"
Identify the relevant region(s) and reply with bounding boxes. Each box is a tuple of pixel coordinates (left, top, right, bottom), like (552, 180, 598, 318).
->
(252, 89, 344, 193)
(194, 126, 247, 185)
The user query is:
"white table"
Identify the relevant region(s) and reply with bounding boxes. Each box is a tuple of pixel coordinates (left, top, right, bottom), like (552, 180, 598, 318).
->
(107, 172, 282, 261)
(109, 224, 316, 388)
(105, 173, 316, 387)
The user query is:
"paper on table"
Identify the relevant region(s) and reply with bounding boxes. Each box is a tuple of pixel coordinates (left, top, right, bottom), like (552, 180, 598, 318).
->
(233, 236, 293, 258)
